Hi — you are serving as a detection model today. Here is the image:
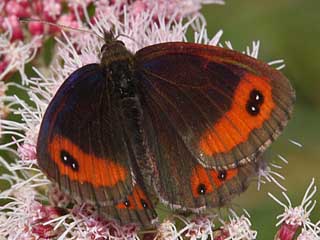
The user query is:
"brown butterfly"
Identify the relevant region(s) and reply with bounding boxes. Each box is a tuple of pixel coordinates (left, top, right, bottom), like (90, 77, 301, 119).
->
(36, 33, 295, 227)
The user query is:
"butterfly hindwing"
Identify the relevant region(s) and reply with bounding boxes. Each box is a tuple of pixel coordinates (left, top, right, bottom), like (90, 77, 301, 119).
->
(37, 64, 134, 206)
(135, 42, 295, 169)
(98, 182, 158, 227)
(140, 95, 258, 210)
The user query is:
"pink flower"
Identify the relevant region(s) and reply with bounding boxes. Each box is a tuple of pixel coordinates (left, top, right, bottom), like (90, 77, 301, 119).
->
(5, 0, 31, 18)
(218, 211, 257, 240)
(58, 14, 80, 32)
(70, 204, 139, 240)
(0, 59, 9, 74)
(131, 0, 148, 15)
(275, 223, 299, 240)
(0, 28, 39, 81)
(43, 0, 62, 21)
(270, 179, 319, 240)
(28, 21, 45, 36)
(18, 143, 37, 162)
(297, 225, 320, 240)
(156, 220, 180, 239)
(30, 204, 64, 239)
(3, 15, 24, 41)
(185, 217, 214, 240)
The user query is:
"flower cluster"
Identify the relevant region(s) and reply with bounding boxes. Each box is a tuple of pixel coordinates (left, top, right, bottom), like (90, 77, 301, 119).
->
(0, 0, 113, 42)
(0, 0, 223, 79)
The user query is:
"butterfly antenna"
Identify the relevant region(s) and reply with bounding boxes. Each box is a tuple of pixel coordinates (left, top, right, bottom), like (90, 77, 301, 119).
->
(19, 17, 104, 41)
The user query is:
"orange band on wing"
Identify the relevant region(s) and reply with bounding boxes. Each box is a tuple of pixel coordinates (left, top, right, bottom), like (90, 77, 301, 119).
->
(199, 73, 275, 156)
(48, 135, 127, 187)
(191, 164, 239, 198)
(116, 185, 151, 210)
(210, 168, 238, 188)
(191, 165, 214, 198)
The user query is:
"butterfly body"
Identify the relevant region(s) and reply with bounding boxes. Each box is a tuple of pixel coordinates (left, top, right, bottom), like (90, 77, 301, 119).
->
(37, 35, 295, 226)
(101, 38, 158, 198)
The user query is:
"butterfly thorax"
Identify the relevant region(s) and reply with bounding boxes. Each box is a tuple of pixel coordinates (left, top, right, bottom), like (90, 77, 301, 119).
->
(101, 40, 135, 98)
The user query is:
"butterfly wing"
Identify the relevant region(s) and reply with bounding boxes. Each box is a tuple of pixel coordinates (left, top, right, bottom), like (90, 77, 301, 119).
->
(140, 91, 258, 210)
(135, 42, 295, 170)
(99, 182, 158, 227)
(134, 42, 294, 210)
(37, 64, 134, 207)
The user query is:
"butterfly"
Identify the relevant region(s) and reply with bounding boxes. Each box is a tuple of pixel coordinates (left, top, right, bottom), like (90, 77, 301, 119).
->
(36, 32, 295, 227)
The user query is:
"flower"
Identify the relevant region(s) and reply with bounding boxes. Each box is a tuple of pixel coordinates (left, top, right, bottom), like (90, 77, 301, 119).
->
(184, 216, 214, 240)
(0, 157, 53, 239)
(297, 223, 320, 240)
(216, 210, 257, 240)
(269, 179, 320, 240)
(156, 220, 182, 240)
(130, 0, 225, 20)
(256, 156, 287, 192)
(0, 28, 39, 81)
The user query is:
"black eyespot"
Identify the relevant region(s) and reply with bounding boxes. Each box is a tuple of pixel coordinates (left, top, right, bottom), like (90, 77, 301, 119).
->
(124, 200, 130, 207)
(218, 170, 227, 181)
(250, 89, 264, 104)
(140, 199, 148, 209)
(246, 89, 264, 116)
(60, 150, 79, 171)
(246, 101, 260, 116)
(197, 184, 207, 195)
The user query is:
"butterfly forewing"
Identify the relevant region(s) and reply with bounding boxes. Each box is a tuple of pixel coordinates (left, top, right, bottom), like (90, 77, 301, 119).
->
(135, 42, 295, 170)
(37, 64, 134, 206)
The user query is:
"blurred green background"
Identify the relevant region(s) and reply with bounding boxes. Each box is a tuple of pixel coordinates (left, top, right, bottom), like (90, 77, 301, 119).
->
(202, 0, 320, 238)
